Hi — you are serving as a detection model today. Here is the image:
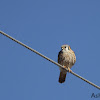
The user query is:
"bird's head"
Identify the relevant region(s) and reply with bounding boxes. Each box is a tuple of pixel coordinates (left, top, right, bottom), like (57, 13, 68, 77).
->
(61, 45, 71, 52)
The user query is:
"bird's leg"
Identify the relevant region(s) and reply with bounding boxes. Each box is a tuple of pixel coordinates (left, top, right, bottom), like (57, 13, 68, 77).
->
(63, 66, 66, 68)
(68, 67, 72, 73)
(63, 66, 72, 73)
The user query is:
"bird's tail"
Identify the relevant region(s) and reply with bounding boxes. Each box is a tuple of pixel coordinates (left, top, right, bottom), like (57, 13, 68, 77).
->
(59, 71, 67, 83)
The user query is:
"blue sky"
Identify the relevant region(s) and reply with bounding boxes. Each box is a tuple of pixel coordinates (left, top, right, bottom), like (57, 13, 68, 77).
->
(0, 0, 100, 100)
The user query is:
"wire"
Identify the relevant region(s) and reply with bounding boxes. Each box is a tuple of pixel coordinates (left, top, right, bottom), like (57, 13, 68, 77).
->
(0, 30, 100, 90)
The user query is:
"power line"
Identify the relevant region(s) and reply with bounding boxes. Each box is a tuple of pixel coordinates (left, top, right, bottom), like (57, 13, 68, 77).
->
(0, 30, 100, 90)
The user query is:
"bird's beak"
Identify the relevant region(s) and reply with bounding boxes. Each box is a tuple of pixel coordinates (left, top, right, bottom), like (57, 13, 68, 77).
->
(61, 47, 63, 50)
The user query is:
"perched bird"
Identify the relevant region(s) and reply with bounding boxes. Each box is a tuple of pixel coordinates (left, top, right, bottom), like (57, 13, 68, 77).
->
(58, 45, 76, 83)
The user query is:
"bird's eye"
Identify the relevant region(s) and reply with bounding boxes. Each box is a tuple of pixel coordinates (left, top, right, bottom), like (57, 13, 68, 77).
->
(65, 46, 66, 48)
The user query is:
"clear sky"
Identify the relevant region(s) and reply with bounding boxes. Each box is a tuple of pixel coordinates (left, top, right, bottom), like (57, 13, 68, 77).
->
(0, 0, 100, 100)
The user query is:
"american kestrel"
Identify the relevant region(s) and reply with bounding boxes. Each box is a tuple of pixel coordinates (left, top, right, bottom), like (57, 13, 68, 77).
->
(58, 45, 76, 83)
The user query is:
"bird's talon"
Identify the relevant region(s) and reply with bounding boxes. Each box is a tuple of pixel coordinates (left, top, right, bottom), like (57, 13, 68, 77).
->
(68, 67, 72, 73)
